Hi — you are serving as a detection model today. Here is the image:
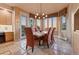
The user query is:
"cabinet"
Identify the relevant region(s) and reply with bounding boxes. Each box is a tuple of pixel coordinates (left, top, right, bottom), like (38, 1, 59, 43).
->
(5, 32, 14, 42)
(0, 11, 12, 25)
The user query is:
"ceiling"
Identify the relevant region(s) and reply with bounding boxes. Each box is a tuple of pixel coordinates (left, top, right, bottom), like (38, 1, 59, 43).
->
(7, 3, 69, 15)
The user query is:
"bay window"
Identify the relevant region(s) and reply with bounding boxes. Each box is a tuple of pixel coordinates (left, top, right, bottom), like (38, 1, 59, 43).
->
(52, 17, 57, 28)
(36, 19, 41, 28)
(29, 18, 34, 27)
(43, 19, 47, 30)
(61, 16, 66, 30)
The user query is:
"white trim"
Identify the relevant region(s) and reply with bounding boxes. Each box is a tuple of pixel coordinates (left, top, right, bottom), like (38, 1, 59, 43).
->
(12, 9, 16, 41)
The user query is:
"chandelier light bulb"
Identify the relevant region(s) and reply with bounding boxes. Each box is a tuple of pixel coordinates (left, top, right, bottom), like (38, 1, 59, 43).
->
(36, 13, 39, 16)
(39, 17, 40, 19)
(45, 15, 47, 17)
(42, 13, 45, 16)
(35, 16, 37, 18)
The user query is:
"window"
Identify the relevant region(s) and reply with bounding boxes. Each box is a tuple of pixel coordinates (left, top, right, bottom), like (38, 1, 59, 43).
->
(43, 17, 57, 30)
(49, 18, 52, 28)
(52, 17, 57, 28)
(20, 15, 27, 39)
(48, 17, 57, 28)
(43, 19, 47, 29)
(36, 19, 41, 27)
(29, 18, 34, 27)
(61, 16, 66, 30)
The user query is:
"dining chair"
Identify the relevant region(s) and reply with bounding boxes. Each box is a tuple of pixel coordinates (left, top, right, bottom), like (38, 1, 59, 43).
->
(25, 27, 35, 52)
(50, 27, 56, 45)
(48, 27, 51, 35)
(43, 27, 51, 48)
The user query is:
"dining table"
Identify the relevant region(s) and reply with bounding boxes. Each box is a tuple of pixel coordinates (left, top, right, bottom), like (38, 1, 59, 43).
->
(33, 31, 48, 45)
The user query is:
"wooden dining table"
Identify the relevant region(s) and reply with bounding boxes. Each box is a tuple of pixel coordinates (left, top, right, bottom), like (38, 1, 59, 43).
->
(33, 31, 48, 45)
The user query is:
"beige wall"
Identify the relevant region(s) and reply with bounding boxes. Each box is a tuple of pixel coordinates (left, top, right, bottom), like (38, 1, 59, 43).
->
(57, 17, 61, 34)
(73, 32, 79, 54)
(14, 7, 20, 41)
(67, 4, 79, 54)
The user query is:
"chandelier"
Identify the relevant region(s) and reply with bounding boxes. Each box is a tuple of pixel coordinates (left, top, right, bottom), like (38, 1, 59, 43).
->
(35, 4, 48, 19)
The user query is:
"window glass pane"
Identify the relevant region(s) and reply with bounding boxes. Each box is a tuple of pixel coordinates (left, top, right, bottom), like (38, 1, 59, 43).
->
(61, 16, 66, 30)
(36, 19, 41, 27)
(43, 19, 47, 29)
(52, 17, 57, 28)
(29, 18, 34, 27)
(20, 16, 26, 26)
(49, 18, 52, 27)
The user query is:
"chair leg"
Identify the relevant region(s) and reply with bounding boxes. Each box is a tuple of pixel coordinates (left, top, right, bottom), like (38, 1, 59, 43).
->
(47, 43, 49, 48)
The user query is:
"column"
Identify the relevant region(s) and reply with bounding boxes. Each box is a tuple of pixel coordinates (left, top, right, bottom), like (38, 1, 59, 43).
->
(57, 17, 61, 35)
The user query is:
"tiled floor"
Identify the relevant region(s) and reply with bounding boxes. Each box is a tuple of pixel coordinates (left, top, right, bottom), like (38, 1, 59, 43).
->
(0, 36, 73, 55)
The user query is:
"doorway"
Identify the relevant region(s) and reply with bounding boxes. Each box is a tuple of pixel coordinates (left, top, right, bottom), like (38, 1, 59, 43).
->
(20, 15, 27, 40)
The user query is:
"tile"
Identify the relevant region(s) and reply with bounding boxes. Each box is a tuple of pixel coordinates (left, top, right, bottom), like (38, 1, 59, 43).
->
(0, 37, 73, 55)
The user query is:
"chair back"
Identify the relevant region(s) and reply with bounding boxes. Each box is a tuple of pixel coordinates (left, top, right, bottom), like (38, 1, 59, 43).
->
(48, 27, 56, 44)
(51, 27, 56, 42)
(51, 28, 56, 38)
(48, 27, 51, 35)
(25, 27, 34, 47)
(48, 27, 52, 44)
